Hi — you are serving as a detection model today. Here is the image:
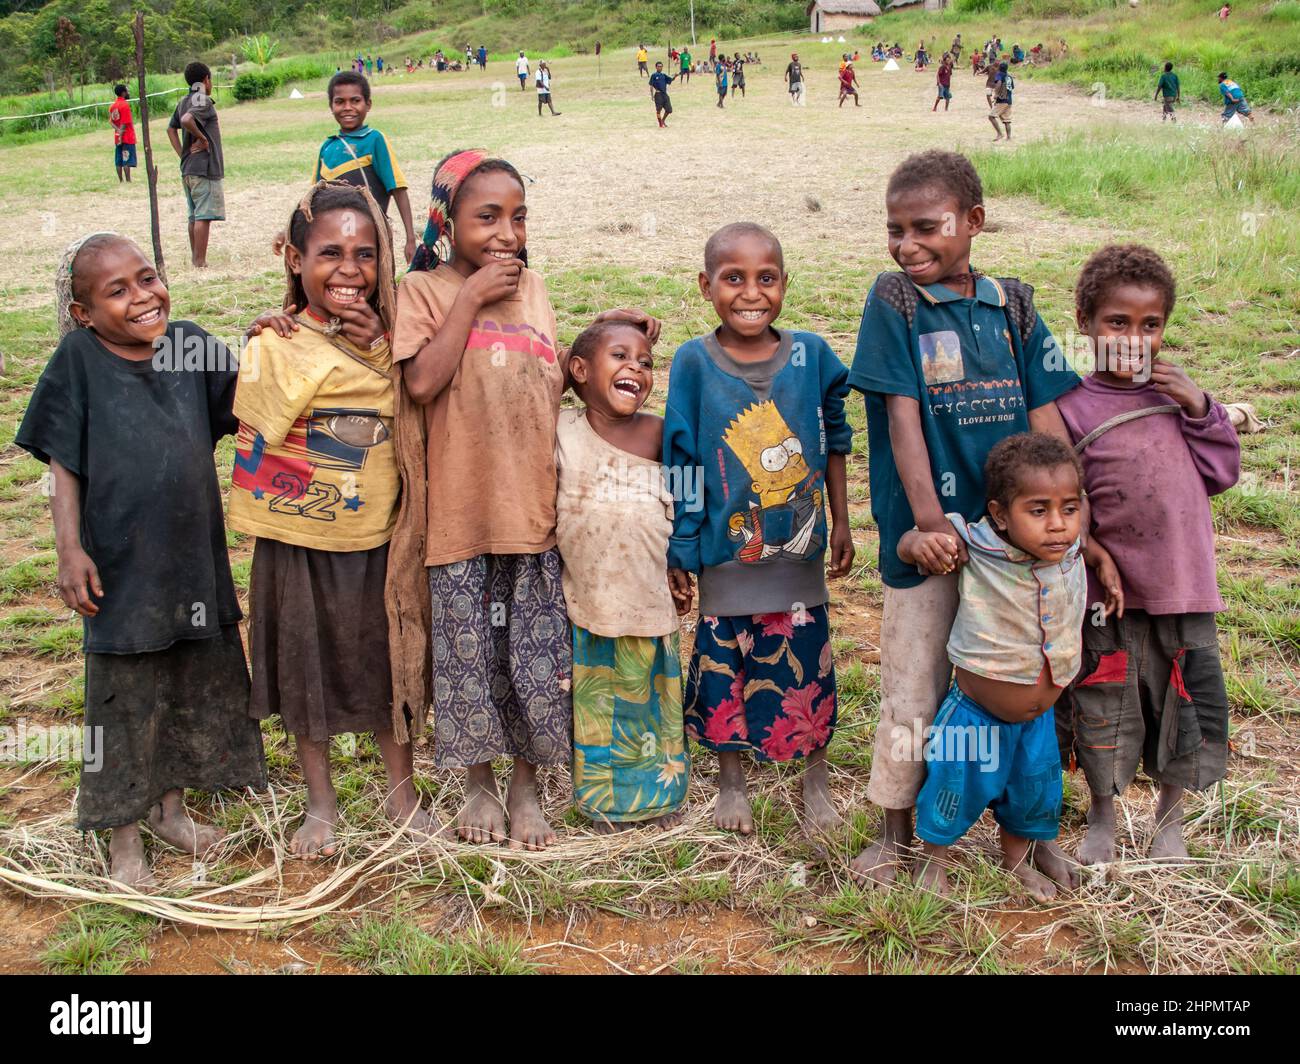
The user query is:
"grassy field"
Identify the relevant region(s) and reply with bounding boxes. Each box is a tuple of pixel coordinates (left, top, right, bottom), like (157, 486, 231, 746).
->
(0, 34, 1296, 975)
(5, 0, 1298, 147)
(887, 0, 1300, 107)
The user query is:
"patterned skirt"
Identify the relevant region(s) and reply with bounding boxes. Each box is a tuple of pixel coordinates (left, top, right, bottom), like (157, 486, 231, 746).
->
(685, 605, 837, 763)
(572, 627, 688, 823)
(428, 549, 572, 769)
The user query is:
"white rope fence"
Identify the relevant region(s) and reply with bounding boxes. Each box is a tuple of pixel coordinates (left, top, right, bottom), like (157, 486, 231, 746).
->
(0, 86, 190, 123)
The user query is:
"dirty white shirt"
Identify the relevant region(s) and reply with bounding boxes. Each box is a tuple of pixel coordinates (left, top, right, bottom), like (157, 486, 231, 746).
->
(555, 408, 678, 638)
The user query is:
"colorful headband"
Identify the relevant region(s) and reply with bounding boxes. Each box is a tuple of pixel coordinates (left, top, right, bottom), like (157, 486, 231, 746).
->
(410, 148, 486, 272)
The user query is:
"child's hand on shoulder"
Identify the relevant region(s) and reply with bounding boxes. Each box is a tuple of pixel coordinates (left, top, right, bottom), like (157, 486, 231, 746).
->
(463, 257, 523, 307)
(57, 546, 102, 617)
(668, 567, 694, 615)
(592, 308, 662, 345)
(828, 521, 855, 578)
(245, 305, 300, 340)
(1149, 357, 1208, 418)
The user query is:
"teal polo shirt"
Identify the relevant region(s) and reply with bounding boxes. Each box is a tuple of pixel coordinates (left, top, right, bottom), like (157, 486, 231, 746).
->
(849, 273, 1078, 589)
(313, 125, 407, 216)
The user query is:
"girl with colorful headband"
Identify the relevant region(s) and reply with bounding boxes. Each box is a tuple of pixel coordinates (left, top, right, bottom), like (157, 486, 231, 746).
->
(389, 149, 659, 850)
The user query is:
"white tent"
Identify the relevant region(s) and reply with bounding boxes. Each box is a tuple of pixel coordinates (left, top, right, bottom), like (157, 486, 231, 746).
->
(883, 57, 900, 71)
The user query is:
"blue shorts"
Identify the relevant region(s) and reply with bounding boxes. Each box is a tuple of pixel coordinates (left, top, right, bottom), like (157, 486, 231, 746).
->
(937, 85, 951, 99)
(1222, 99, 1251, 119)
(115, 143, 137, 167)
(915, 685, 1062, 845)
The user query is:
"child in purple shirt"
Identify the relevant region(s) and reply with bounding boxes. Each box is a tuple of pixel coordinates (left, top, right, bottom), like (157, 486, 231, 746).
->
(1057, 245, 1240, 866)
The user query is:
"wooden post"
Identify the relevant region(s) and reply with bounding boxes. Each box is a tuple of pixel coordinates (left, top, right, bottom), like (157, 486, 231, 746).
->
(133, 11, 166, 285)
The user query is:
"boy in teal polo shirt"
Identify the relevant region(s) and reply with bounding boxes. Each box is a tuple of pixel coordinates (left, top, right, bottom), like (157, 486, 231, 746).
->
(313, 72, 418, 263)
(846, 150, 1119, 893)
(1217, 72, 1254, 124)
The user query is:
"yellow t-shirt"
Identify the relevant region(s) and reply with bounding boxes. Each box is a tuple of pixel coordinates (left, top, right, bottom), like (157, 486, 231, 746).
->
(637, 48, 648, 62)
(229, 324, 398, 551)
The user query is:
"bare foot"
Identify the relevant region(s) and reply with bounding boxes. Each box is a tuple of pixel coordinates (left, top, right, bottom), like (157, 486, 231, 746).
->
(108, 825, 157, 889)
(1002, 829, 1060, 903)
(290, 800, 339, 859)
(377, 729, 438, 840)
(850, 839, 900, 887)
(800, 749, 842, 836)
(458, 763, 506, 844)
(849, 807, 913, 889)
(1148, 783, 1188, 861)
(385, 789, 438, 840)
(1148, 821, 1189, 861)
(148, 801, 224, 854)
(506, 760, 557, 851)
(914, 843, 951, 897)
(1030, 840, 1081, 890)
(649, 809, 685, 831)
(1079, 823, 1115, 865)
(588, 818, 634, 835)
(1008, 860, 1059, 903)
(291, 737, 339, 857)
(714, 752, 753, 834)
(1078, 793, 1116, 866)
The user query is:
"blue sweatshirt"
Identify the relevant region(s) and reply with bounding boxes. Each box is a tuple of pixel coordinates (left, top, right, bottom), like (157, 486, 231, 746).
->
(663, 329, 852, 617)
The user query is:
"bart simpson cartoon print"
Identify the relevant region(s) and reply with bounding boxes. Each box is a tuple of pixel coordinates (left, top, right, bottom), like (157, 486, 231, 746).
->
(722, 400, 823, 563)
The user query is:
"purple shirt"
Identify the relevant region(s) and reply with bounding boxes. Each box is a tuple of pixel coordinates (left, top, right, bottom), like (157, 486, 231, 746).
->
(1057, 376, 1240, 615)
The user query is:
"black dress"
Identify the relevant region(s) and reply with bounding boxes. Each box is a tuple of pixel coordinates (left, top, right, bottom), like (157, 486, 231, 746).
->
(16, 323, 266, 829)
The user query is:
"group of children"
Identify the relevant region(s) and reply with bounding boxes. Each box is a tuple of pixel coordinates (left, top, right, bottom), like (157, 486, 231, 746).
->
(22, 81, 1241, 901)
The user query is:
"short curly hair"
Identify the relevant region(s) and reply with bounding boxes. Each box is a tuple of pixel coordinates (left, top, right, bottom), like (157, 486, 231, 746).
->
(703, 222, 784, 277)
(567, 319, 652, 400)
(886, 150, 984, 213)
(1074, 243, 1176, 323)
(984, 432, 1082, 510)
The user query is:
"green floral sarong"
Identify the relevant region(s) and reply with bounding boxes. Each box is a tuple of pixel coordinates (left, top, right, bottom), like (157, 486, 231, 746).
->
(572, 627, 688, 823)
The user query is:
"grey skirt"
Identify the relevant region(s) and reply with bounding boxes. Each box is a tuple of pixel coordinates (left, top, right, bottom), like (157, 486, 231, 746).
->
(79, 625, 267, 831)
(248, 538, 394, 741)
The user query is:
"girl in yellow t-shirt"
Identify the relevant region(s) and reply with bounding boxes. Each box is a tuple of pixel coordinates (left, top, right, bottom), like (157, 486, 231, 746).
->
(236, 181, 434, 858)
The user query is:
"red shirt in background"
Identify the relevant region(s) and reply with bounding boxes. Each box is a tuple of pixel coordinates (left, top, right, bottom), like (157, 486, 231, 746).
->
(109, 98, 136, 145)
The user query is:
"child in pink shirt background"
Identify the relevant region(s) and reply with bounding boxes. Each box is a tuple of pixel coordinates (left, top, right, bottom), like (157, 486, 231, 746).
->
(1057, 244, 1240, 867)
